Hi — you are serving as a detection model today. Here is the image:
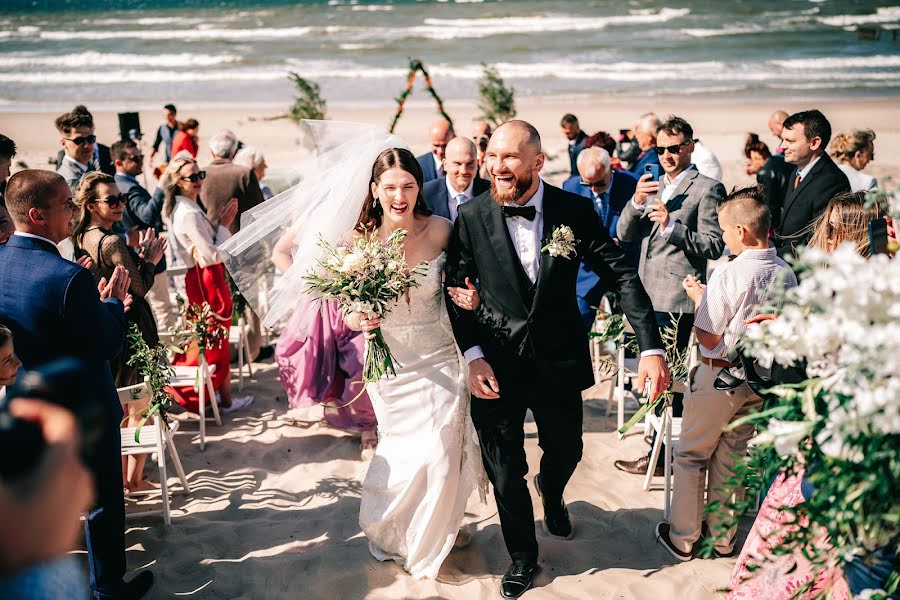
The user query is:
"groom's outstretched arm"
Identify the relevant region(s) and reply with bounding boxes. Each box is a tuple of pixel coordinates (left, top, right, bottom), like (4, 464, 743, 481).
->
(444, 212, 481, 355)
(577, 202, 663, 352)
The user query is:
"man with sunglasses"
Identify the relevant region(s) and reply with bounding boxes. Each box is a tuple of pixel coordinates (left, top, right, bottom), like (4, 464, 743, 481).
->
(614, 115, 725, 478)
(471, 120, 492, 181)
(54, 106, 114, 193)
(562, 147, 640, 327)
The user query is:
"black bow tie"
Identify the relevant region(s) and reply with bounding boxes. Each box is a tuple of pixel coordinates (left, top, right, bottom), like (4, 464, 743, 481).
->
(501, 205, 537, 221)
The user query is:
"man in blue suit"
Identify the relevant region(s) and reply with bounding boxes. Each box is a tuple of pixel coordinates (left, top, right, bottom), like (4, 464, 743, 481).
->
(561, 113, 588, 177)
(423, 137, 490, 222)
(563, 147, 641, 328)
(416, 119, 454, 183)
(629, 113, 662, 176)
(0, 170, 154, 599)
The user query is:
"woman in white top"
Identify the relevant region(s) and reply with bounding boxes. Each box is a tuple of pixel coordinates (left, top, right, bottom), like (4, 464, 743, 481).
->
(160, 153, 253, 414)
(830, 129, 877, 192)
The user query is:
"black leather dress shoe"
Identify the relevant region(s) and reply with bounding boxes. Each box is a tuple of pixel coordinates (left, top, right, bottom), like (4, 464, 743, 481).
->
(119, 570, 154, 600)
(501, 561, 539, 598)
(613, 455, 664, 477)
(534, 474, 574, 539)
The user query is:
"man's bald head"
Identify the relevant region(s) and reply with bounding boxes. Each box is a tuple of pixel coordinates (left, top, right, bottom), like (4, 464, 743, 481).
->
(768, 110, 789, 138)
(428, 119, 455, 161)
(577, 147, 612, 181)
(472, 121, 492, 138)
(444, 136, 478, 192)
(491, 120, 542, 154)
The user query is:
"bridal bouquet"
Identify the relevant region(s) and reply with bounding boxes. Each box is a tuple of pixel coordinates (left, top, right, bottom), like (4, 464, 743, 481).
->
(304, 228, 428, 390)
(709, 243, 900, 598)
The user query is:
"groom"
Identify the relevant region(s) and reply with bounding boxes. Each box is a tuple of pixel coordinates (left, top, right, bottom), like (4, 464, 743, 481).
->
(445, 120, 669, 598)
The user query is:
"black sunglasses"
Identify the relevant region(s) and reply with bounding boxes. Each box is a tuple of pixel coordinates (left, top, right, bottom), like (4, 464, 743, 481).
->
(180, 171, 207, 183)
(94, 194, 126, 208)
(64, 134, 97, 147)
(654, 140, 692, 156)
(580, 178, 609, 190)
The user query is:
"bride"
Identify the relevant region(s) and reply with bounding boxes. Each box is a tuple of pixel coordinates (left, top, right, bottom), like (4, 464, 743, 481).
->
(219, 124, 484, 580)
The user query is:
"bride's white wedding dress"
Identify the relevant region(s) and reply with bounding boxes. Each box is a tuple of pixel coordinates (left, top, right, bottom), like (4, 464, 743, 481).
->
(359, 252, 484, 579)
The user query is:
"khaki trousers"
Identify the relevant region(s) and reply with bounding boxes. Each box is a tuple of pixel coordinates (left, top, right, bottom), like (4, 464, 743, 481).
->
(670, 362, 762, 553)
(146, 272, 177, 334)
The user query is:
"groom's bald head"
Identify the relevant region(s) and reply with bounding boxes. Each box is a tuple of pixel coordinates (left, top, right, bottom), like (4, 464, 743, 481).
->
(492, 120, 542, 154)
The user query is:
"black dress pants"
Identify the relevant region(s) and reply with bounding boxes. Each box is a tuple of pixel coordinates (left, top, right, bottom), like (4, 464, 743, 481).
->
(470, 378, 583, 564)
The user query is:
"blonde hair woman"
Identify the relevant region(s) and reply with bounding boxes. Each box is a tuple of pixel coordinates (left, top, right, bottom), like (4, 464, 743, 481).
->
(829, 129, 877, 192)
(808, 191, 889, 256)
(161, 153, 253, 414)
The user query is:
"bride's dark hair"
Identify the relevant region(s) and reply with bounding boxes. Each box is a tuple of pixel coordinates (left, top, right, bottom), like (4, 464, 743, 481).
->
(355, 147, 432, 233)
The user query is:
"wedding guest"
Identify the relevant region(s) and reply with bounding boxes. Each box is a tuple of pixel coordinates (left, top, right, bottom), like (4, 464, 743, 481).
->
(73, 172, 166, 493)
(775, 110, 851, 257)
(743, 133, 770, 176)
(416, 119, 455, 183)
(471, 120, 492, 180)
(768, 109, 788, 154)
(112, 140, 177, 334)
(200, 129, 265, 234)
(0, 325, 22, 388)
(54, 105, 114, 181)
(55, 108, 100, 192)
(725, 192, 886, 600)
(0, 134, 15, 243)
(233, 145, 273, 200)
(561, 113, 588, 177)
(656, 185, 797, 562)
(423, 136, 489, 222)
(161, 155, 253, 414)
(271, 233, 377, 458)
(0, 169, 154, 599)
(171, 118, 199, 158)
(149, 104, 179, 164)
(629, 112, 662, 175)
(563, 147, 640, 325)
(615, 116, 725, 477)
(583, 131, 622, 170)
(830, 129, 877, 192)
(747, 133, 794, 227)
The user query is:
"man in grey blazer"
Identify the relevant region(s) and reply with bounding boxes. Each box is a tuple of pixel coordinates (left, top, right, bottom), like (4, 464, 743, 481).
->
(614, 116, 725, 476)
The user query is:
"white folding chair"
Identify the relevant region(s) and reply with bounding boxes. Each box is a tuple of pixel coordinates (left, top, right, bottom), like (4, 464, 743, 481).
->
(170, 355, 220, 451)
(118, 382, 191, 525)
(607, 316, 639, 431)
(229, 315, 254, 391)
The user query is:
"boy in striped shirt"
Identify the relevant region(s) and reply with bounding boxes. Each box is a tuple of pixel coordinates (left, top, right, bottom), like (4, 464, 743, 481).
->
(656, 185, 798, 561)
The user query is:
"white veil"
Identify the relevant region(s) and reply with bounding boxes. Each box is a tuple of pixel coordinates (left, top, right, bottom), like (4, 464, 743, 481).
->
(218, 120, 409, 335)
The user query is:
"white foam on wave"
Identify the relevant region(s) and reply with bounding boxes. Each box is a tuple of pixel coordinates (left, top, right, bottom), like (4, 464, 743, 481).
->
(818, 6, 900, 27)
(34, 26, 312, 41)
(683, 24, 764, 37)
(87, 16, 210, 26)
(771, 55, 900, 69)
(415, 8, 690, 40)
(0, 50, 241, 68)
(338, 43, 381, 50)
(350, 4, 394, 10)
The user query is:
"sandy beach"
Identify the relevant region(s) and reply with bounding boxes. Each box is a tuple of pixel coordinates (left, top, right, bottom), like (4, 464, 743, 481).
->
(3, 95, 898, 193)
(114, 355, 740, 600)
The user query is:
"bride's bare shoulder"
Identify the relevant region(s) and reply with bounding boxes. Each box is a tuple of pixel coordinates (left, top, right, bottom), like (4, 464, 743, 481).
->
(423, 215, 452, 246)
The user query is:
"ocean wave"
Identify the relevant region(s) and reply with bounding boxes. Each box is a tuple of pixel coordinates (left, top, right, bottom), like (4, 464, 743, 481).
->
(683, 25, 765, 37)
(771, 55, 900, 69)
(337, 43, 382, 50)
(414, 8, 691, 39)
(32, 26, 313, 41)
(817, 6, 900, 27)
(0, 51, 241, 68)
(87, 16, 211, 26)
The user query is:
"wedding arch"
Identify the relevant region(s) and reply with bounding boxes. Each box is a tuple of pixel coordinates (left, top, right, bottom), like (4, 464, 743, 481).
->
(388, 59, 453, 133)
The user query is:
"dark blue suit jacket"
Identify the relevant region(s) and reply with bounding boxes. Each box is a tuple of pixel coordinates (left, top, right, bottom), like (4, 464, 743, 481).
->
(423, 176, 490, 220)
(0, 235, 126, 423)
(568, 130, 588, 177)
(629, 148, 660, 177)
(562, 169, 641, 313)
(416, 152, 439, 183)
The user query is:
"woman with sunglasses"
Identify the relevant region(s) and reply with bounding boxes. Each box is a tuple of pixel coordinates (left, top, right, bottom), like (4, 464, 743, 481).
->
(73, 171, 167, 493)
(161, 154, 253, 415)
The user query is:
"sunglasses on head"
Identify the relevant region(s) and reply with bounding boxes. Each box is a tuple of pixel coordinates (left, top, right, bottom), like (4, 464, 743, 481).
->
(180, 171, 207, 183)
(64, 134, 97, 147)
(94, 194, 126, 208)
(654, 140, 692, 156)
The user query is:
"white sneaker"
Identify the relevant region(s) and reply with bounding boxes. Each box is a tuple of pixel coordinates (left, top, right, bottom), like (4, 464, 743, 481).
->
(221, 394, 254, 414)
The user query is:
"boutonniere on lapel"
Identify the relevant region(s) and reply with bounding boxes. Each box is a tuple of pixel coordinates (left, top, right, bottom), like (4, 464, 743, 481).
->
(541, 225, 577, 259)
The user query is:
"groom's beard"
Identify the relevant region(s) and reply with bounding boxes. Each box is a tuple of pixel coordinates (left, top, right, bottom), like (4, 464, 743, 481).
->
(491, 172, 532, 205)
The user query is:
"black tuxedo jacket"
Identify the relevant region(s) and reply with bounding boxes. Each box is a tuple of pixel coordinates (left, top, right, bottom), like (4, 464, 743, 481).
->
(776, 154, 850, 256)
(423, 176, 490, 220)
(445, 183, 662, 394)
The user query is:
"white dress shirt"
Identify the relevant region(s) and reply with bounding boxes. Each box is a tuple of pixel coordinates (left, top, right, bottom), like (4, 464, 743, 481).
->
(656, 165, 695, 238)
(445, 176, 475, 223)
(795, 153, 821, 184)
(504, 180, 544, 285)
(168, 196, 232, 269)
(13, 231, 58, 247)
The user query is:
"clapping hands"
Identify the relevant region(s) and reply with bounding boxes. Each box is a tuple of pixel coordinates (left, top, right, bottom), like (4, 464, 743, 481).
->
(218, 198, 239, 229)
(138, 229, 167, 266)
(97, 265, 133, 313)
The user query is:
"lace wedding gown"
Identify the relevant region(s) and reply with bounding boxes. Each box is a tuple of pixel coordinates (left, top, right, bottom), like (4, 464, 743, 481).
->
(359, 252, 484, 579)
